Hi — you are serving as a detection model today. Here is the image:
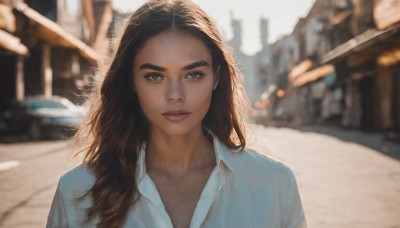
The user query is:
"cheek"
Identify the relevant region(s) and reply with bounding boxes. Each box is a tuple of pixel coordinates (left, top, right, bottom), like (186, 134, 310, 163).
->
(135, 86, 161, 113)
(191, 86, 214, 111)
(137, 93, 158, 110)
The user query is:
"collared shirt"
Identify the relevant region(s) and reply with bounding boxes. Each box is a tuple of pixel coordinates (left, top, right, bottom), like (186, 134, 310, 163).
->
(47, 134, 307, 228)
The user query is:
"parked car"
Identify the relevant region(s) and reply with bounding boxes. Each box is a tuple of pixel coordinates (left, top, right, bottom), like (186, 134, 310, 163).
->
(3, 95, 86, 140)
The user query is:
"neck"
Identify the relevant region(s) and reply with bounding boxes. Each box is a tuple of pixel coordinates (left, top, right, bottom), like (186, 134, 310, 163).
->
(145, 127, 215, 177)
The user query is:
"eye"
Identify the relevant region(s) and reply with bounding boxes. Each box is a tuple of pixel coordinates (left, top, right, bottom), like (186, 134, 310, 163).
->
(185, 71, 204, 80)
(144, 73, 163, 81)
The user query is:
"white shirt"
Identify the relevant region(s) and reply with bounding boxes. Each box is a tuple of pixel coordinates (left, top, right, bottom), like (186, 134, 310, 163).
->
(47, 134, 306, 228)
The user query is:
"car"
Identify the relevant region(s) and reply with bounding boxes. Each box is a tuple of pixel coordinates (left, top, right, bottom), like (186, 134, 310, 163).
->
(3, 95, 86, 140)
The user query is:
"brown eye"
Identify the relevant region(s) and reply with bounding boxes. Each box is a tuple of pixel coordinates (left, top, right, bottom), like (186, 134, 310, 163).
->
(185, 71, 204, 79)
(144, 73, 163, 81)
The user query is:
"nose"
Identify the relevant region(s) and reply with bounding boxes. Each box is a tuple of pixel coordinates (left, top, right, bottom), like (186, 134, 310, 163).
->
(166, 79, 184, 103)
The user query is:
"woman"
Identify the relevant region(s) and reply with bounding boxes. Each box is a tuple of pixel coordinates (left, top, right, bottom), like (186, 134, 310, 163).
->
(47, 0, 306, 227)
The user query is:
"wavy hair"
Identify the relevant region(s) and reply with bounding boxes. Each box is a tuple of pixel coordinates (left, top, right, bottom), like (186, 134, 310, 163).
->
(74, 0, 249, 227)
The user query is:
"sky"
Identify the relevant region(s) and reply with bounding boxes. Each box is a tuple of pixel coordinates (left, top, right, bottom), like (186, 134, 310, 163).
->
(113, 0, 315, 55)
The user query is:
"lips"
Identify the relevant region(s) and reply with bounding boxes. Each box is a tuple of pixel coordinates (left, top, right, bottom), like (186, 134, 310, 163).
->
(162, 109, 191, 122)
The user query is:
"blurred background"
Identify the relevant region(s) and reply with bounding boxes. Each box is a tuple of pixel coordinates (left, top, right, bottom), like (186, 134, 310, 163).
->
(0, 0, 399, 227)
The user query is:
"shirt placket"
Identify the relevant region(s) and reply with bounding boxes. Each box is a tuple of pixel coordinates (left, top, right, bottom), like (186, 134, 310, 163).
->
(189, 164, 224, 228)
(136, 147, 174, 228)
(137, 174, 174, 228)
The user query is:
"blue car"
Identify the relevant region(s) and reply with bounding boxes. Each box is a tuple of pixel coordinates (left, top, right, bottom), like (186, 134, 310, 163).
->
(3, 96, 86, 140)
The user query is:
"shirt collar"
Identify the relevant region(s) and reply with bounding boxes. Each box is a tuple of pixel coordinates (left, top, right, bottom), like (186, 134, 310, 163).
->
(135, 130, 237, 185)
(136, 143, 147, 184)
(206, 129, 236, 175)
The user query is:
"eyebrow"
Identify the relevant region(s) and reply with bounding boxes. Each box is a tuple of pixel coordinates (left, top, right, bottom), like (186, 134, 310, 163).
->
(182, 60, 209, 70)
(139, 60, 209, 71)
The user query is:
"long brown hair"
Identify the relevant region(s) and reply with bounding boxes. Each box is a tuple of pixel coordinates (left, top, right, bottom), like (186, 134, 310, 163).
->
(74, 0, 249, 227)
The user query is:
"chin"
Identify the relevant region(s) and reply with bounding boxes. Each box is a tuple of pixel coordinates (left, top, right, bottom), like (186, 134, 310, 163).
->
(163, 126, 198, 136)
(152, 122, 202, 137)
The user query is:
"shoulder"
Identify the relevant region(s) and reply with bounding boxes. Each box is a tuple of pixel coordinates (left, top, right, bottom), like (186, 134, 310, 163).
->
(60, 164, 95, 184)
(226, 146, 295, 186)
(58, 164, 95, 195)
(233, 147, 292, 175)
(49, 165, 96, 226)
(219, 145, 306, 226)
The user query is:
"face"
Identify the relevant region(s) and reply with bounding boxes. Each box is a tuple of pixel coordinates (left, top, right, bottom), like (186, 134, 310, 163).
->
(132, 30, 218, 136)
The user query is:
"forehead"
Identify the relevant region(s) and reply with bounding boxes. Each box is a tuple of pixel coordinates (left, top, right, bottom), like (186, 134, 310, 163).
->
(133, 30, 212, 68)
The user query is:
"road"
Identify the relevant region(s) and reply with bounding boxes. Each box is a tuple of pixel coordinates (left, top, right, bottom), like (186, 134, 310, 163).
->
(248, 125, 400, 228)
(0, 124, 399, 228)
(0, 139, 80, 228)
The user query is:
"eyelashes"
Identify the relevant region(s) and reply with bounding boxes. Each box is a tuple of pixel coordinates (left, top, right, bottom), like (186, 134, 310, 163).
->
(144, 73, 163, 81)
(144, 71, 205, 81)
(185, 71, 204, 79)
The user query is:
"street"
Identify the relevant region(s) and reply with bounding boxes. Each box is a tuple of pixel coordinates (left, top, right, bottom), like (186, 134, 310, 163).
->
(0, 139, 80, 228)
(0, 124, 399, 228)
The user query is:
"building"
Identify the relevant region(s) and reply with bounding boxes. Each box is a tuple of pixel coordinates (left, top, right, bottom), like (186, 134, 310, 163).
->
(264, 0, 400, 138)
(273, 0, 336, 125)
(0, 0, 114, 111)
(229, 16, 271, 105)
(322, 0, 400, 132)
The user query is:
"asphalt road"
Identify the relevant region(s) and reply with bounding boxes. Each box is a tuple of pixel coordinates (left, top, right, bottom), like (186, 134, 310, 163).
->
(0, 139, 80, 228)
(0, 124, 399, 228)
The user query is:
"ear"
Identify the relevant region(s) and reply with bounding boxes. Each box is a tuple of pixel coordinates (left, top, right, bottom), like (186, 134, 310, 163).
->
(213, 65, 220, 90)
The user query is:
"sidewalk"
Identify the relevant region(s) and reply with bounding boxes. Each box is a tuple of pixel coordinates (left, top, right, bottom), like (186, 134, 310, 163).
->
(248, 123, 400, 228)
(295, 123, 400, 160)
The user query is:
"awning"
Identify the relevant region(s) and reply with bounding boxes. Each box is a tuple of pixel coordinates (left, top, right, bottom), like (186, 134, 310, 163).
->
(331, 10, 352, 26)
(0, 29, 28, 55)
(292, 64, 335, 88)
(13, 3, 98, 64)
(321, 24, 400, 64)
(288, 59, 313, 81)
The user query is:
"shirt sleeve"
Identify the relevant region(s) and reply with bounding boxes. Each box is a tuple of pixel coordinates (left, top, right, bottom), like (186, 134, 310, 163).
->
(282, 168, 307, 228)
(46, 180, 69, 228)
